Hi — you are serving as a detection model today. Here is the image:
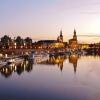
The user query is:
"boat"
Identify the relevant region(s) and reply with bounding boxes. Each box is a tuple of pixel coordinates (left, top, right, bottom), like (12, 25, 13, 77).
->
(14, 58, 24, 64)
(6, 57, 24, 65)
(29, 51, 49, 64)
(7, 58, 15, 64)
(0, 60, 7, 67)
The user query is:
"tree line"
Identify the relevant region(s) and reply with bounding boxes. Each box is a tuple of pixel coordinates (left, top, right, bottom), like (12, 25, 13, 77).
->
(0, 35, 33, 49)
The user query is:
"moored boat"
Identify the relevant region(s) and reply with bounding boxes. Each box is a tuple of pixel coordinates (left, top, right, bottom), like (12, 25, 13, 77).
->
(29, 51, 49, 64)
(0, 60, 7, 67)
(14, 58, 24, 64)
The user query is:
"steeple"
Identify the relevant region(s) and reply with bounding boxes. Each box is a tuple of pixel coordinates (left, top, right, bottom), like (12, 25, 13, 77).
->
(74, 29, 76, 36)
(57, 29, 63, 42)
(60, 30, 63, 37)
(73, 28, 77, 40)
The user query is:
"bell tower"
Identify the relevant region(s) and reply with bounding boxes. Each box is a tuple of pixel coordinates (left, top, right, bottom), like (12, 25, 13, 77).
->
(73, 29, 77, 40)
(60, 30, 63, 42)
(57, 30, 63, 42)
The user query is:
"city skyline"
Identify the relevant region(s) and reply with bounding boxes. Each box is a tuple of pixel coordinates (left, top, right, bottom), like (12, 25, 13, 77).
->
(1, 31, 100, 43)
(1, 0, 100, 42)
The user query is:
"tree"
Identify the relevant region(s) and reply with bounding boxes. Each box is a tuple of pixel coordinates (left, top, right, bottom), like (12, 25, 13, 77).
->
(1, 35, 12, 48)
(24, 37, 32, 48)
(15, 36, 24, 48)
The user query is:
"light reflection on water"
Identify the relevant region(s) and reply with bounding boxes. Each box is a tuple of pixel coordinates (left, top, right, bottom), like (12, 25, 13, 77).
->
(0, 55, 100, 100)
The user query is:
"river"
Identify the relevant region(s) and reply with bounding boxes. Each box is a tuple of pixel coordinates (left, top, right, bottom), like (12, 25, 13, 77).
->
(0, 55, 100, 100)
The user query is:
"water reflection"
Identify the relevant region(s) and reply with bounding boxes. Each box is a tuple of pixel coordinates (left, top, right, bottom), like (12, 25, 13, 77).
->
(0, 55, 100, 78)
(69, 55, 79, 73)
(41, 55, 79, 73)
(44, 55, 66, 71)
(0, 60, 33, 78)
(0, 55, 100, 100)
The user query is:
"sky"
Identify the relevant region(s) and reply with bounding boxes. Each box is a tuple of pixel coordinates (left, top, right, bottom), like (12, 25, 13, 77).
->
(0, 0, 100, 43)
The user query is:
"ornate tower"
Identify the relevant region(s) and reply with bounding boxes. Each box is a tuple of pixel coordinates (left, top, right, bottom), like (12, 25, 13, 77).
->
(60, 30, 63, 42)
(73, 29, 77, 40)
(60, 30, 62, 37)
(57, 30, 63, 42)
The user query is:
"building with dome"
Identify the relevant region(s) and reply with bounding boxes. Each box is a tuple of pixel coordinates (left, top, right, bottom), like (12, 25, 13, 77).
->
(34, 30, 65, 49)
(57, 30, 63, 43)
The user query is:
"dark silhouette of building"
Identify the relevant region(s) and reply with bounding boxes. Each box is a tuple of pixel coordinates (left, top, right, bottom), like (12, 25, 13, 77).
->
(73, 29, 77, 40)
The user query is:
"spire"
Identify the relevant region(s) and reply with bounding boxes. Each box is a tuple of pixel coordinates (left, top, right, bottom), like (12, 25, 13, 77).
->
(57, 29, 63, 42)
(60, 29, 63, 37)
(74, 28, 76, 36)
(73, 28, 77, 40)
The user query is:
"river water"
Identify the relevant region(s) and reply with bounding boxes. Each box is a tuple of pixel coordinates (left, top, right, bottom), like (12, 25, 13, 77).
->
(0, 55, 100, 100)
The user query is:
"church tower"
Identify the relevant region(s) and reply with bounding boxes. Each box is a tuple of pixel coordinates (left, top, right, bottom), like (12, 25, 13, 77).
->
(73, 29, 77, 40)
(60, 30, 63, 37)
(69, 28, 78, 50)
(60, 30, 63, 42)
(57, 30, 63, 42)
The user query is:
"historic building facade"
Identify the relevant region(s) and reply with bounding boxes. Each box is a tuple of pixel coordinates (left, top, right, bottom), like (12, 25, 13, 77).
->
(69, 29, 79, 50)
(34, 30, 65, 49)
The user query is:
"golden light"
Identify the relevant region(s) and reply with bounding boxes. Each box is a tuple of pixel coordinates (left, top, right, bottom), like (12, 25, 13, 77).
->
(5, 54, 8, 58)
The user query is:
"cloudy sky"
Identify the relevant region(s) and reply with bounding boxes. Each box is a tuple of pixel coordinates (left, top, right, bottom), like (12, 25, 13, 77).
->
(0, 0, 100, 43)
